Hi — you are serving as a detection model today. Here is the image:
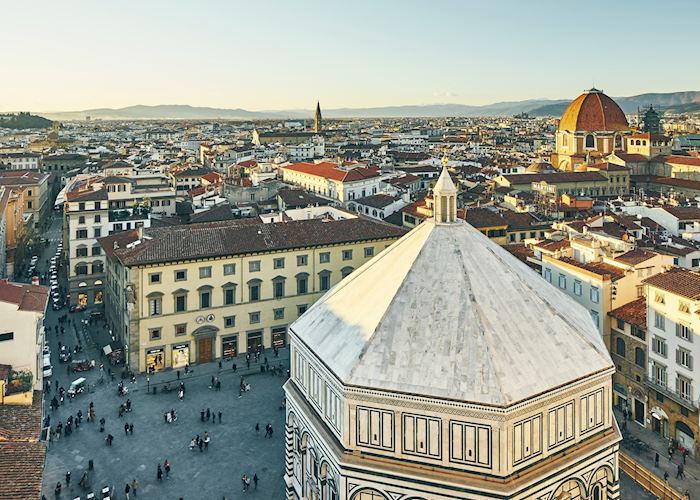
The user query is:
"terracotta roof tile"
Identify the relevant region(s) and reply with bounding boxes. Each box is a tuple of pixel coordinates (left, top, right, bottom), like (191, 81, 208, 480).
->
(609, 297, 647, 329)
(283, 162, 380, 182)
(644, 268, 700, 299)
(0, 280, 48, 312)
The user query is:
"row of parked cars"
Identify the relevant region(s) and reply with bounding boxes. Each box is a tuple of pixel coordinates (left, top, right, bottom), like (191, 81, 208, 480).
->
(50, 243, 63, 310)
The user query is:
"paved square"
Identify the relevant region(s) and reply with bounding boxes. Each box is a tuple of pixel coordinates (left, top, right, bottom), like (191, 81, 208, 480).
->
(42, 356, 288, 499)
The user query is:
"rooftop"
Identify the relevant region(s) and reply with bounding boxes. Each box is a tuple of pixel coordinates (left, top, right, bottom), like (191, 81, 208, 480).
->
(644, 268, 700, 299)
(0, 280, 48, 312)
(609, 297, 647, 330)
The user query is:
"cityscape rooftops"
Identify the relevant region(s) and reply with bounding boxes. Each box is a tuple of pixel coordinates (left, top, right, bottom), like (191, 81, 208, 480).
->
(282, 161, 380, 182)
(643, 267, 700, 299)
(0, 280, 48, 312)
(609, 296, 647, 329)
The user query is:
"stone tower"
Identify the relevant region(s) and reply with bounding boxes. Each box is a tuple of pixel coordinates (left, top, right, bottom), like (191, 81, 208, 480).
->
(314, 101, 322, 133)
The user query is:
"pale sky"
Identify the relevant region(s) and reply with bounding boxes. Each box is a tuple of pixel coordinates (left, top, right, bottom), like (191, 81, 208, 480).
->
(2, 0, 698, 112)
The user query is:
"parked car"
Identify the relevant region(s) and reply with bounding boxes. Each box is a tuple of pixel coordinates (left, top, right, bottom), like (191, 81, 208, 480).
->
(71, 359, 94, 372)
(42, 356, 52, 378)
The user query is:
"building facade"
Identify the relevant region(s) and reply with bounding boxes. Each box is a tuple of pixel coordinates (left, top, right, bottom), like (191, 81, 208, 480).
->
(99, 216, 405, 373)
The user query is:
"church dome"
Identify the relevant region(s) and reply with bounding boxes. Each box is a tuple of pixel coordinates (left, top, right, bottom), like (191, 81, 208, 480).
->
(526, 159, 555, 173)
(291, 170, 612, 407)
(559, 88, 629, 132)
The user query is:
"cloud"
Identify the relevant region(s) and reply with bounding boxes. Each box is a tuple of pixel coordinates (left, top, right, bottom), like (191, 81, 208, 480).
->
(432, 91, 458, 98)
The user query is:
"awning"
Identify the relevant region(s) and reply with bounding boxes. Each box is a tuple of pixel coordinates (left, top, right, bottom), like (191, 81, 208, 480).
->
(651, 406, 669, 420)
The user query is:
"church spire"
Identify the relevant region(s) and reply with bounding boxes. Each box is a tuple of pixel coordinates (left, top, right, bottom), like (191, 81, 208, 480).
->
(433, 157, 457, 224)
(314, 101, 322, 133)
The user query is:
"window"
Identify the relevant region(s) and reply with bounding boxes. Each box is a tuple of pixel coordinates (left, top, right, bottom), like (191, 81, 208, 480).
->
(319, 271, 331, 292)
(249, 260, 261, 272)
(616, 318, 625, 331)
(297, 254, 308, 266)
(94, 227, 101, 238)
(76, 229, 88, 239)
(274, 308, 285, 320)
(223, 263, 236, 276)
(615, 337, 626, 358)
(199, 266, 212, 279)
(364, 247, 374, 258)
(224, 316, 235, 328)
(149, 328, 161, 341)
(676, 348, 693, 370)
(654, 312, 665, 330)
(590, 310, 599, 328)
(558, 274, 566, 289)
(677, 376, 693, 401)
(149, 273, 161, 284)
(0, 332, 14, 342)
(273, 258, 285, 269)
(655, 292, 665, 304)
(248, 280, 261, 301)
(175, 293, 187, 313)
(342, 249, 353, 261)
(94, 214, 101, 223)
(573, 280, 582, 296)
(199, 289, 211, 309)
(289, 273, 306, 297)
(175, 324, 187, 337)
(95, 202, 101, 210)
(341, 266, 354, 278)
(297, 304, 308, 316)
(631, 326, 646, 341)
(78, 215, 85, 224)
(273, 278, 285, 299)
(149, 296, 162, 316)
(590, 286, 600, 304)
(223, 286, 236, 305)
(676, 323, 692, 341)
(75, 264, 88, 275)
(92, 246, 101, 256)
(319, 252, 330, 263)
(544, 268, 552, 283)
(679, 301, 690, 314)
(653, 362, 667, 386)
(78, 202, 85, 211)
(652, 336, 667, 357)
(249, 311, 260, 324)
(76, 246, 88, 257)
(585, 134, 595, 148)
(635, 347, 645, 367)
(175, 270, 187, 281)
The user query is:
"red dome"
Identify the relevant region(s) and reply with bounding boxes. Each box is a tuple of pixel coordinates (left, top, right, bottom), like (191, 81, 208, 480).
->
(559, 88, 629, 132)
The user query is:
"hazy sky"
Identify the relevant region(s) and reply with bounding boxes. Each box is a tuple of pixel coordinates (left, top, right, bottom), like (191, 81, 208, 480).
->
(2, 0, 698, 112)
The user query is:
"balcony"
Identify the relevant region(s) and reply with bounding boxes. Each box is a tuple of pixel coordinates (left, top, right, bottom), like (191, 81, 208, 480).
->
(108, 207, 150, 222)
(645, 376, 699, 411)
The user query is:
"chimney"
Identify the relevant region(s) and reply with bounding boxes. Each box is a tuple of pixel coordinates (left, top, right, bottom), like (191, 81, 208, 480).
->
(138, 226, 144, 240)
(113, 241, 119, 250)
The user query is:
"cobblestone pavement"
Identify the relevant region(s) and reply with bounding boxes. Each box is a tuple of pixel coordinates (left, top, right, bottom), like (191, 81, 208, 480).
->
(42, 352, 289, 500)
(616, 409, 698, 498)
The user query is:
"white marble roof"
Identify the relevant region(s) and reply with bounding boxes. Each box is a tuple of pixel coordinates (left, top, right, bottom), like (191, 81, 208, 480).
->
(291, 219, 613, 407)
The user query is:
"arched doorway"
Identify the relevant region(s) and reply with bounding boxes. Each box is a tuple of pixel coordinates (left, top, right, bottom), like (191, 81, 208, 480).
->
(676, 420, 695, 455)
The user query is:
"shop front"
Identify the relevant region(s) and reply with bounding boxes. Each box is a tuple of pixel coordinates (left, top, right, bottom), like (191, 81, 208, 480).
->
(272, 326, 287, 349)
(613, 383, 627, 411)
(247, 330, 263, 353)
(222, 335, 238, 359)
(651, 406, 669, 438)
(172, 343, 190, 369)
(146, 347, 165, 373)
(676, 421, 695, 457)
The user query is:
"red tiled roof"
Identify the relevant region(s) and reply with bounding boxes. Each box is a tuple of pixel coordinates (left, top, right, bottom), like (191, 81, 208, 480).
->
(559, 89, 629, 132)
(664, 155, 700, 167)
(557, 257, 626, 280)
(643, 268, 700, 299)
(612, 152, 649, 163)
(535, 239, 570, 252)
(237, 159, 258, 168)
(0, 280, 47, 312)
(0, 441, 46, 500)
(283, 162, 380, 182)
(614, 249, 656, 266)
(609, 297, 647, 329)
(201, 172, 224, 183)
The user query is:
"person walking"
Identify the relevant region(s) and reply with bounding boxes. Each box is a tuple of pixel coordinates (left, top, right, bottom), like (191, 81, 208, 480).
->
(206, 408, 211, 422)
(129, 423, 134, 434)
(131, 479, 139, 496)
(241, 474, 248, 492)
(200, 409, 205, 422)
(218, 411, 222, 424)
(677, 463, 684, 479)
(664, 471, 669, 481)
(204, 431, 210, 451)
(655, 452, 659, 467)
(106, 433, 114, 445)
(156, 463, 163, 482)
(164, 459, 171, 479)
(177, 370, 180, 380)
(189, 437, 196, 450)
(255, 423, 259, 434)
(124, 423, 129, 435)
(124, 483, 131, 500)
(54, 482, 62, 498)
(65, 471, 71, 488)
(253, 473, 258, 489)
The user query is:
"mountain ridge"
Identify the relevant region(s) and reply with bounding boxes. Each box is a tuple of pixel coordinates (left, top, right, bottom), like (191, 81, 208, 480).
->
(35, 91, 700, 121)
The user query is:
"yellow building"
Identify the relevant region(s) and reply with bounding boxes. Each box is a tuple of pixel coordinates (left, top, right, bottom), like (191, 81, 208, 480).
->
(551, 88, 630, 171)
(99, 213, 405, 372)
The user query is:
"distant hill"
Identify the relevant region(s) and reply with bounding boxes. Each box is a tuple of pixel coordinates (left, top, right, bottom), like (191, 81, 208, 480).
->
(39, 91, 700, 121)
(0, 112, 52, 129)
(529, 91, 700, 116)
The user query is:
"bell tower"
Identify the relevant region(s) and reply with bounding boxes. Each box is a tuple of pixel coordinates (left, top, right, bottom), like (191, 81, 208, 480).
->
(314, 101, 322, 133)
(433, 157, 457, 223)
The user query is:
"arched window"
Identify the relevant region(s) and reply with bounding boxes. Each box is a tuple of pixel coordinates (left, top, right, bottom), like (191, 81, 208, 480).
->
(585, 134, 595, 148)
(592, 483, 602, 500)
(352, 489, 387, 500)
(562, 133, 568, 147)
(616, 337, 626, 358)
(341, 266, 354, 278)
(635, 347, 645, 367)
(635, 139, 641, 145)
(642, 140, 647, 146)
